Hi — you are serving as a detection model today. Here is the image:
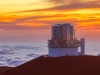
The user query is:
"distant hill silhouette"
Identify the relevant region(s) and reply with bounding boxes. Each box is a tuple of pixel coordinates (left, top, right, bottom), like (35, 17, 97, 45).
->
(1, 56, 100, 75)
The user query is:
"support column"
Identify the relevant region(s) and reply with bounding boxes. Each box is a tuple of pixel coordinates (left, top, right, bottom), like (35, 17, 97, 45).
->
(80, 38, 85, 55)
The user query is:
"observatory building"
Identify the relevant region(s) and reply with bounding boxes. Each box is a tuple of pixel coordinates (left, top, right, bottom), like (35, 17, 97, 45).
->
(48, 23, 85, 57)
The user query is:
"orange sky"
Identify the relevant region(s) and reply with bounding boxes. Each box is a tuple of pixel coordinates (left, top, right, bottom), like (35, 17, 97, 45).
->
(0, 0, 100, 42)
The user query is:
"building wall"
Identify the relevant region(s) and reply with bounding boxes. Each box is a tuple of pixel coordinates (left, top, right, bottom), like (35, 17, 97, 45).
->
(63, 24, 71, 40)
(52, 25, 63, 40)
(67, 24, 71, 40)
(49, 48, 78, 57)
(70, 26, 74, 40)
(52, 23, 74, 41)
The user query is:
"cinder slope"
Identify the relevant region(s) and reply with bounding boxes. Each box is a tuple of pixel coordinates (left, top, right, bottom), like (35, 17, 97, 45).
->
(1, 56, 100, 75)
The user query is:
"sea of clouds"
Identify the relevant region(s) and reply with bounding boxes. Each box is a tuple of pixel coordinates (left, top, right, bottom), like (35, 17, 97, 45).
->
(0, 41, 100, 67)
(0, 43, 48, 67)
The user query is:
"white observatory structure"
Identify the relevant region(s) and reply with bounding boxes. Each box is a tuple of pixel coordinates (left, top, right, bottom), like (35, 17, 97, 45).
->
(48, 23, 85, 57)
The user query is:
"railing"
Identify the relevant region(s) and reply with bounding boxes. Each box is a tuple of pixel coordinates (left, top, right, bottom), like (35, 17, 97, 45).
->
(48, 39, 80, 48)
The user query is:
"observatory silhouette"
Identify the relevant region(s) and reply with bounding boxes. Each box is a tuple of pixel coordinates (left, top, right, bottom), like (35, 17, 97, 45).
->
(48, 23, 85, 57)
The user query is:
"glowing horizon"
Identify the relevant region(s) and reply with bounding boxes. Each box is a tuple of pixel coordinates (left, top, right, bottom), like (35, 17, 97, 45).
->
(0, 0, 100, 42)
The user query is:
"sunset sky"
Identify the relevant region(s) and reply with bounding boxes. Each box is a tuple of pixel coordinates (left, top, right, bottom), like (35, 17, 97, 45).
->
(0, 0, 100, 43)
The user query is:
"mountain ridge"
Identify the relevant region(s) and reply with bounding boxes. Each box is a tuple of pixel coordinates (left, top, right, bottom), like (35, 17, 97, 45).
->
(0, 56, 100, 75)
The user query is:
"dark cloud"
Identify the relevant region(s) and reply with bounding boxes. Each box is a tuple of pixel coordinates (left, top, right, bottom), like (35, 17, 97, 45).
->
(15, 14, 66, 22)
(76, 18, 100, 23)
(0, 14, 68, 30)
(47, 0, 100, 5)
(76, 24, 100, 30)
(0, 14, 99, 30)
(49, 1, 100, 10)
(0, 22, 49, 30)
(47, 0, 66, 4)
(13, 0, 100, 13)
(0, 22, 32, 30)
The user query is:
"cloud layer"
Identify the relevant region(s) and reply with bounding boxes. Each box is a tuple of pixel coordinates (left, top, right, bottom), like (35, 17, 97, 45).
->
(0, 0, 100, 30)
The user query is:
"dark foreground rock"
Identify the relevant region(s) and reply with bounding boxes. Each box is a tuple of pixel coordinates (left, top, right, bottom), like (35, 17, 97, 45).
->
(1, 56, 100, 75)
(0, 67, 13, 74)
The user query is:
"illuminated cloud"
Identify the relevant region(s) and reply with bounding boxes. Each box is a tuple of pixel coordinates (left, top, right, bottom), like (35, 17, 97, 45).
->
(0, 0, 99, 42)
(0, 0, 100, 31)
(16, 0, 100, 12)
(0, 21, 49, 30)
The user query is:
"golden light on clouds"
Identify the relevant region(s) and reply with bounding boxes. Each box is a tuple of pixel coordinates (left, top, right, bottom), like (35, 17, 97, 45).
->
(0, 0, 100, 31)
(0, 0, 53, 13)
